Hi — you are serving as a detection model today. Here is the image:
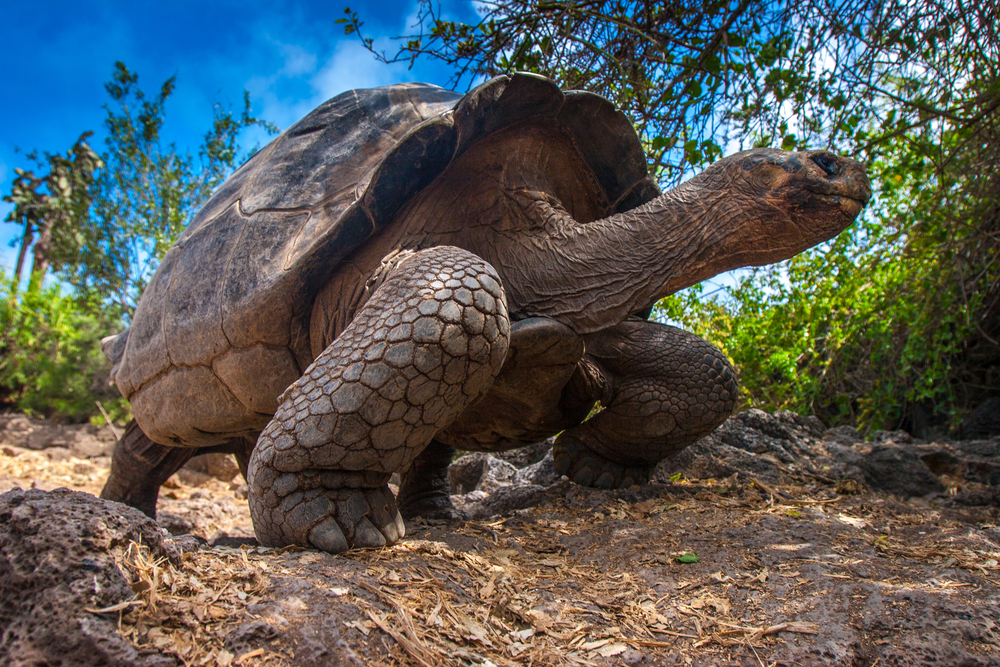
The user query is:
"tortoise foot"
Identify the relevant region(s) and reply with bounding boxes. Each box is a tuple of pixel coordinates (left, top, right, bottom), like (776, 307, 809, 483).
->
(308, 485, 405, 552)
(400, 499, 465, 523)
(552, 435, 653, 489)
(248, 470, 404, 553)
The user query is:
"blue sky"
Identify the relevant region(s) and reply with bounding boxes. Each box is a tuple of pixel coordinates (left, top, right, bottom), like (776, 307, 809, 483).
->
(0, 0, 477, 271)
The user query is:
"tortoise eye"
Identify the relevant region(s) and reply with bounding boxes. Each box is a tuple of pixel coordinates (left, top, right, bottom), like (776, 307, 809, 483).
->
(811, 153, 838, 176)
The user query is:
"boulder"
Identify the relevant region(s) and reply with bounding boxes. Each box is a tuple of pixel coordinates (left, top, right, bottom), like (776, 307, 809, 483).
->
(491, 439, 553, 468)
(823, 424, 864, 447)
(513, 450, 560, 487)
(858, 444, 945, 497)
(655, 409, 833, 486)
(448, 453, 518, 495)
(961, 397, 1000, 440)
(444, 410, 1000, 519)
(0, 487, 178, 667)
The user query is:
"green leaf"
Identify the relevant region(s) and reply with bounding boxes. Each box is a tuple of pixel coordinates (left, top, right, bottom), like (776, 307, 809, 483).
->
(676, 552, 700, 564)
(703, 54, 722, 76)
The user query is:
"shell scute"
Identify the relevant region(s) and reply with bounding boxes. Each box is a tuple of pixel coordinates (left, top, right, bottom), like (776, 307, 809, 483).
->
(453, 73, 564, 157)
(212, 344, 301, 415)
(118, 245, 177, 399)
(557, 90, 659, 211)
(220, 208, 312, 349)
(130, 365, 268, 447)
(163, 203, 242, 368)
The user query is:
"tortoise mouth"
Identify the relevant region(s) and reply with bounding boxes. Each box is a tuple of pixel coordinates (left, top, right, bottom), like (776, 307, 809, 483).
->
(808, 190, 870, 210)
(790, 190, 867, 225)
(827, 193, 867, 220)
(816, 180, 872, 207)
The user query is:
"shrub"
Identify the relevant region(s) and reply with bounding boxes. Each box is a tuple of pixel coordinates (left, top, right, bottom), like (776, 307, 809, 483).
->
(0, 275, 129, 424)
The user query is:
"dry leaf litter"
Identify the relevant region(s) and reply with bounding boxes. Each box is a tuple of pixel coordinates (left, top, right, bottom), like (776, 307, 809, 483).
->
(4, 416, 1000, 666)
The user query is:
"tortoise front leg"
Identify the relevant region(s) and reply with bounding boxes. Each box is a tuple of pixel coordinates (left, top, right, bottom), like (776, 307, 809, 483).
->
(553, 320, 738, 488)
(397, 317, 585, 521)
(247, 246, 510, 552)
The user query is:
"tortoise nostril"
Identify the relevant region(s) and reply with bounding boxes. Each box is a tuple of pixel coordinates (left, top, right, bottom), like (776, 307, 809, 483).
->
(811, 153, 838, 176)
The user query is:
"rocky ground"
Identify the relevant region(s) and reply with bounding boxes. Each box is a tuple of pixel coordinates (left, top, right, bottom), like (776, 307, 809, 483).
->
(2, 410, 1000, 666)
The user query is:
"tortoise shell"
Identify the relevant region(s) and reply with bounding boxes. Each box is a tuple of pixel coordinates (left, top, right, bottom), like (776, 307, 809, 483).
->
(113, 73, 660, 446)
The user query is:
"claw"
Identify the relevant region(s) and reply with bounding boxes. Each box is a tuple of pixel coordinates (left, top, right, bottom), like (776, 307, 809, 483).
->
(309, 518, 349, 553)
(555, 435, 654, 490)
(353, 516, 387, 548)
(380, 516, 400, 543)
(374, 503, 402, 543)
(594, 471, 615, 489)
(573, 466, 594, 486)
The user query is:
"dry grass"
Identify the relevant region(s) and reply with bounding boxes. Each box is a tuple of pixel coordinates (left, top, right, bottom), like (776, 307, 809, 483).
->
(97, 542, 284, 667)
(335, 535, 820, 666)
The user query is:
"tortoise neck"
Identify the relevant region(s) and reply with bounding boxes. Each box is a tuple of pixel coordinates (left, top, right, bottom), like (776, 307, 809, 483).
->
(499, 180, 741, 334)
(613, 179, 747, 299)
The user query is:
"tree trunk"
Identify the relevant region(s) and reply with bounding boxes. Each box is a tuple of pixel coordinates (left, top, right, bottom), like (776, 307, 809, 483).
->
(27, 220, 51, 293)
(11, 217, 33, 293)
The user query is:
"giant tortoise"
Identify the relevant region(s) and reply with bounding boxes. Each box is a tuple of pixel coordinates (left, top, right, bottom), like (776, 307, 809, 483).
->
(100, 73, 871, 553)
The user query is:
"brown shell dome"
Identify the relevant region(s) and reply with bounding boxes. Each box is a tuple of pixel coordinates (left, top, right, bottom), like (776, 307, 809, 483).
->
(113, 73, 659, 447)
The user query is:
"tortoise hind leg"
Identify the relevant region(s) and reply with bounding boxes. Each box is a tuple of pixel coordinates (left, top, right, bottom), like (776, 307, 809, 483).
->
(553, 320, 738, 488)
(100, 420, 196, 518)
(396, 439, 459, 521)
(102, 423, 257, 518)
(248, 246, 510, 553)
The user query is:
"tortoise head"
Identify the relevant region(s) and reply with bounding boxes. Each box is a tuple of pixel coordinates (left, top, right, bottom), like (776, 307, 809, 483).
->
(690, 147, 872, 266)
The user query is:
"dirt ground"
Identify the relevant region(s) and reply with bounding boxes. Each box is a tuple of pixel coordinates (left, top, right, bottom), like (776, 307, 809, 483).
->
(3, 426, 1000, 667)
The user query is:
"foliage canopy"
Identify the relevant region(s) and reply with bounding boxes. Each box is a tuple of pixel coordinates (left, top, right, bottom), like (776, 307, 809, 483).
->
(65, 62, 277, 319)
(3, 134, 103, 292)
(346, 0, 998, 180)
(2, 63, 274, 420)
(347, 0, 1000, 432)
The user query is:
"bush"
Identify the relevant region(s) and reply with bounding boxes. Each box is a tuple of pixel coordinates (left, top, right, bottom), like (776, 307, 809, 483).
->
(0, 275, 129, 423)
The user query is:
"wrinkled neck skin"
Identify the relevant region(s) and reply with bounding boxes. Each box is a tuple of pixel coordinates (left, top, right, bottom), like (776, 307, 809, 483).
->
(498, 178, 766, 334)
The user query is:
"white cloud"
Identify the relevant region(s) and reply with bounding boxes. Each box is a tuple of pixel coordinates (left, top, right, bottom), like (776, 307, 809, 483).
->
(310, 40, 413, 102)
(253, 35, 422, 131)
(278, 43, 318, 77)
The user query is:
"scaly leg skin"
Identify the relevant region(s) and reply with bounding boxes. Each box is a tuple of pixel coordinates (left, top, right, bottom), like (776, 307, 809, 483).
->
(439, 317, 587, 451)
(553, 320, 738, 489)
(248, 246, 510, 552)
(396, 439, 460, 521)
(102, 422, 257, 517)
(100, 420, 197, 518)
